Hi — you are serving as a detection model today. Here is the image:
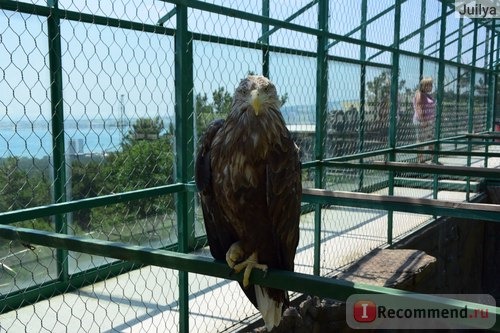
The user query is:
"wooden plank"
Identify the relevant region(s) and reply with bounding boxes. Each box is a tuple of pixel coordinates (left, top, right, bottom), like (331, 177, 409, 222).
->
(337, 249, 436, 289)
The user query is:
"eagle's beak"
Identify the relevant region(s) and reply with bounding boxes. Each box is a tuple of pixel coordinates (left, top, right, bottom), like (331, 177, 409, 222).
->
(250, 90, 262, 116)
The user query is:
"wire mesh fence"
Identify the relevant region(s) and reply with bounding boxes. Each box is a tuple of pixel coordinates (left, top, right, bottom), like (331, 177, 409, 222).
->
(1, 0, 499, 332)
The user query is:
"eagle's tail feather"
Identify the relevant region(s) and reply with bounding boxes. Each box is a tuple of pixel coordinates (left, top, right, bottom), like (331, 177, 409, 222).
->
(255, 285, 282, 331)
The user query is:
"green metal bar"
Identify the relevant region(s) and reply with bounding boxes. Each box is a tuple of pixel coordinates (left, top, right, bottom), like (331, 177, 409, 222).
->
(157, 7, 177, 26)
(393, 177, 481, 192)
(158, 0, 415, 58)
(367, 7, 454, 62)
(261, 0, 270, 77)
(357, 0, 368, 192)
(47, 0, 68, 283)
(0, 233, 208, 315)
(0, 0, 177, 36)
(3, 0, 488, 76)
(387, 0, 402, 246)
(424, 19, 473, 55)
(487, 21, 496, 133)
(301, 188, 500, 223)
(3, 223, 500, 332)
(419, 0, 426, 55)
(313, 0, 328, 277)
(451, 39, 489, 64)
(160, 0, 321, 36)
(432, 0, 447, 201)
(195, 30, 392, 70)
(441, 138, 500, 144)
(1, 261, 141, 313)
(455, 19, 463, 146)
(0, 184, 185, 225)
(427, 21, 476, 56)
(0, 0, 51, 15)
(418, 0, 426, 82)
(322, 161, 500, 179)
(466, 21, 478, 202)
(322, 147, 394, 162)
(257, 0, 318, 43)
(496, 31, 500, 68)
(174, 4, 195, 332)
(396, 148, 500, 158)
(4, 0, 494, 77)
(485, 24, 496, 168)
(326, 1, 406, 49)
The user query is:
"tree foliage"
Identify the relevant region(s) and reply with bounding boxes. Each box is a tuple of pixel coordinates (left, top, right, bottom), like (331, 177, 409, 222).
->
(122, 116, 165, 147)
(0, 157, 51, 230)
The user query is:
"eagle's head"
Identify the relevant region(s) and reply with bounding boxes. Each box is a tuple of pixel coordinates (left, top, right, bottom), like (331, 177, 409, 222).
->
(233, 75, 280, 117)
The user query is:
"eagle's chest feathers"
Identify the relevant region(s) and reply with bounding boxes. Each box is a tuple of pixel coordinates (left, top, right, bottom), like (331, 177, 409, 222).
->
(222, 132, 267, 189)
(213, 110, 286, 194)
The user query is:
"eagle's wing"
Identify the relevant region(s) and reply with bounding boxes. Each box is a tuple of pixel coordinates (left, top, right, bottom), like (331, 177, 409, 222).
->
(267, 133, 301, 272)
(195, 119, 224, 193)
(195, 119, 237, 260)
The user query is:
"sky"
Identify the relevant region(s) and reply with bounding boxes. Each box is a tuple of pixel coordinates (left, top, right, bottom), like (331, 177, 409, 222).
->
(0, 0, 493, 126)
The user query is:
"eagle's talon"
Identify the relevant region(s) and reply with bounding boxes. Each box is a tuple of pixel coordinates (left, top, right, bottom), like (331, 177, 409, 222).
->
(232, 252, 268, 288)
(226, 241, 245, 268)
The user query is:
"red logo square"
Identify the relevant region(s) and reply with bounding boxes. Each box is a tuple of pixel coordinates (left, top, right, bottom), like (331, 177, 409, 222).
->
(353, 300, 377, 323)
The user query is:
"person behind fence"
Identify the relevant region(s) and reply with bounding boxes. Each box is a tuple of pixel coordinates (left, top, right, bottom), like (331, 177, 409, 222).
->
(413, 77, 436, 163)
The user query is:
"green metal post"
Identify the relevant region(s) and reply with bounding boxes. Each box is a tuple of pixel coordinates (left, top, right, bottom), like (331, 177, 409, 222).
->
(466, 21, 478, 202)
(485, 21, 497, 168)
(175, 4, 195, 332)
(418, 0, 426, 78)
(358, 0, 367, 192)
(432, 0, 447, 200)
(47, 0, 68, 282)
(455, 18, 464, 147)
(313, 0, 328, 276)
(262, 0, 270, 77)
(387, 0, 401, 246)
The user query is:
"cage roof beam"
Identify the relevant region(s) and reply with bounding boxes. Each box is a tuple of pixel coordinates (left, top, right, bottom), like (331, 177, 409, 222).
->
(256, 0, 318, 43)
(326, 0, 408, 50)
(157, 7, 177, 26)
(367, 7, 455, 62)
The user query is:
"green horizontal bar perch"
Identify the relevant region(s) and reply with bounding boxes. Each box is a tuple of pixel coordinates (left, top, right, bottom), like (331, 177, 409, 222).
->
(0, 223, 499, 331)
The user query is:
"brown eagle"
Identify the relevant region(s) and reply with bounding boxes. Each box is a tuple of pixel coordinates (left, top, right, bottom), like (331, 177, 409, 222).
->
(195, 75, 301, 330)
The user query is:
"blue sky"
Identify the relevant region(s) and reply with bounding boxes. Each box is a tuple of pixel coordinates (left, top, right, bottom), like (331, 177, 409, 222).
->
(0, 0, 491, 125)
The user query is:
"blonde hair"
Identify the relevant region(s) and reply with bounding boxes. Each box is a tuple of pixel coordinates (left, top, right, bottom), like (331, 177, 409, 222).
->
(419, 77, 433, 92)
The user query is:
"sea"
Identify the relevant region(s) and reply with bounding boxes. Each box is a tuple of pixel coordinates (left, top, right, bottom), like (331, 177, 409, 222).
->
(0, 118, 131, 159)
(0, 103, 337, 159)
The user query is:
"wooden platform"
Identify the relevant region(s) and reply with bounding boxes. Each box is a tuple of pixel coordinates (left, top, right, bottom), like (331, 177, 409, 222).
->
(337, 249, 436, 290)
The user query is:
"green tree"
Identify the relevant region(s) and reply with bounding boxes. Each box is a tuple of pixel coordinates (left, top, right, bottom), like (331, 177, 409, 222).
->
(102, 117, 176, 221)
(0, 157, 51, 230)
(366, 70, 406, 124)
(195, 92, 215, 139)
(122, 116, 165, 147)
(71, 160, 109, 230)
(212, 87, 232, 115)
(109, 138, 174, 219)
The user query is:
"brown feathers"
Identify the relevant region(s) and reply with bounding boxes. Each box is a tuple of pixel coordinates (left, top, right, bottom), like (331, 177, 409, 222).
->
(195, 75, 301, 312)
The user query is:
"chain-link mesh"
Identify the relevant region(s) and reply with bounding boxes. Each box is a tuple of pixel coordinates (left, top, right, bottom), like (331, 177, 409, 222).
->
(1, 0, 499, 332)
